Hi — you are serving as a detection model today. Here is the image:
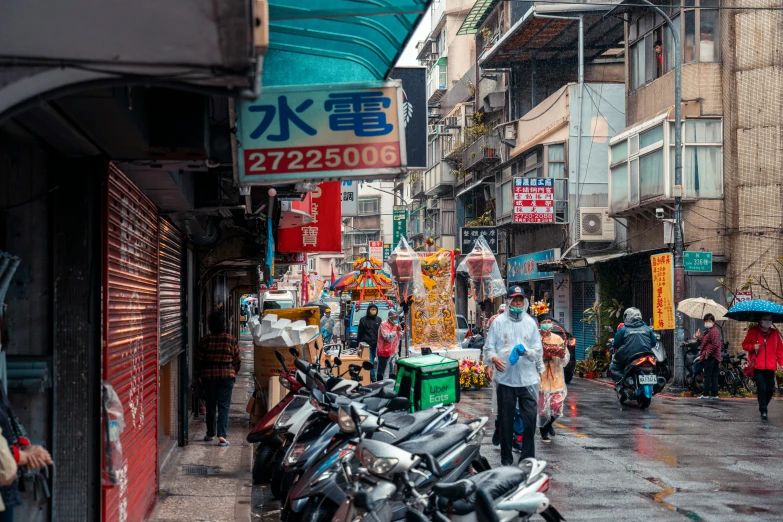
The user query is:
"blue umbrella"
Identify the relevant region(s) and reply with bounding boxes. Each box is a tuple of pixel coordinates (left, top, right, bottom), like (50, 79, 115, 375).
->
(724, 299, 783, 322)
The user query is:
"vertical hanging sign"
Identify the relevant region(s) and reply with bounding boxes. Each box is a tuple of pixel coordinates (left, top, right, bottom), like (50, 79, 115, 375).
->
(651, 253, 676, 330)
(278, 182, 342, 253)
(341, 180, 358, 216)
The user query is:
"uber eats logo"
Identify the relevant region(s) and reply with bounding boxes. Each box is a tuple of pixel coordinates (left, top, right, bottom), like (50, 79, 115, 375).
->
(429, 383, 451, 403)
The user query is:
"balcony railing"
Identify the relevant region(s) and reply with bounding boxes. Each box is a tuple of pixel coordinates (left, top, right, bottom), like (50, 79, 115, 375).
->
(463, 134, 501, 172)
(424, 162, 456, 197)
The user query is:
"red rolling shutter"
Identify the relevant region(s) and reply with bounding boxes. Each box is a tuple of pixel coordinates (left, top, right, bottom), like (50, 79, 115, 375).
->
(102, 164, 159, 522)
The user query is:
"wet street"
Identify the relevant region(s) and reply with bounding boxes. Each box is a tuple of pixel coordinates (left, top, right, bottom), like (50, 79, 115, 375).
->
(458, 379, 783, 522)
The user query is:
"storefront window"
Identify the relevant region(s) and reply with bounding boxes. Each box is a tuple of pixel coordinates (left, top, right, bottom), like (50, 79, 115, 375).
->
(640, 124, 664, 149)
(610, 163, 629, 210)
(611, 140, 628, 165)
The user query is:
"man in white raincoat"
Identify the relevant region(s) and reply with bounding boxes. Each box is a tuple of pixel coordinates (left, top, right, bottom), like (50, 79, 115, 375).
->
(485, 285, 543, 464)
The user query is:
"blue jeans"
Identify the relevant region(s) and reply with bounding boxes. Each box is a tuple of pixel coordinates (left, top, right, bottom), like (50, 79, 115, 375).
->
(0, 506, 14, 522)
(203, 378, 235, 438)
(369, 344, 377, 382)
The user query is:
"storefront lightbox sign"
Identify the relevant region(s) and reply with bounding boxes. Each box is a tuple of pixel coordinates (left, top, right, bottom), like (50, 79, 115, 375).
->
(554, 273, 572, 332)
(341, 180, 358, 216)
(651, 253, 675, 330)
(513, 178, 554, 223)
(507, 249, 561, 282)
(236, 81, 407, 184)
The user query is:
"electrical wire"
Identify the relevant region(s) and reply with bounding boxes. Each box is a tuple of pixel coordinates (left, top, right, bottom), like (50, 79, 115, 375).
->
(502, 0, 783, 11)
(0, 186, 59, 211)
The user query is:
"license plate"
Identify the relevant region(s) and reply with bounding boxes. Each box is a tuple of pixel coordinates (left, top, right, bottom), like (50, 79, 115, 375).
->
(638, 375, 657, 385)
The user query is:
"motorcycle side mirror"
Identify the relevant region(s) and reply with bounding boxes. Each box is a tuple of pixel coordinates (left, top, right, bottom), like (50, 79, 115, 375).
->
(334, 357, 342, 367)
(275, 350, 288, 371)
(289, 347, 300, 358)
(362, 361, 374, 371)
(415, 453, 442, 478)
(348, 364, 362, 374)
(324, 359, 332, 369)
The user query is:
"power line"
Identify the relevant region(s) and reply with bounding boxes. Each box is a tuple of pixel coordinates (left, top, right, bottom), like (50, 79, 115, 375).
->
(503, 0, 783, 11)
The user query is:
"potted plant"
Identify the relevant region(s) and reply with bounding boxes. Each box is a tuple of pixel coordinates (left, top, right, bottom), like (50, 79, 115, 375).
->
(582, 359, 599, 379)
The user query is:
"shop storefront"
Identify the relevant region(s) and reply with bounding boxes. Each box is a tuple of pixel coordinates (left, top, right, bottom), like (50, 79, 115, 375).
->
(570, 268, 596, 360)
(507, 248, 561, 315)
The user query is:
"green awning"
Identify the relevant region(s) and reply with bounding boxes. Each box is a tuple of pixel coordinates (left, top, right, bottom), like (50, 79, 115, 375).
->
(457, 0, 500, 35)
(264, 0, 432, 87)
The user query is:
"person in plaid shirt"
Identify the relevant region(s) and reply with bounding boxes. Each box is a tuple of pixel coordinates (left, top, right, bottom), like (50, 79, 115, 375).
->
(196, 311, 241, 446)
(695, 313, 722, 400)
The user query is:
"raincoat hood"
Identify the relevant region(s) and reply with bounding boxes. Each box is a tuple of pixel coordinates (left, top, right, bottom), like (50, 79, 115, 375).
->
(623, 307, 643, 323)
(506, 297, 530, 322)
(624, 317, 646, 329)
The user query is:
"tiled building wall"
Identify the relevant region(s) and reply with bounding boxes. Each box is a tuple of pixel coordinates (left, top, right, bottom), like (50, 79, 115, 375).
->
(724, 0, 783, 348)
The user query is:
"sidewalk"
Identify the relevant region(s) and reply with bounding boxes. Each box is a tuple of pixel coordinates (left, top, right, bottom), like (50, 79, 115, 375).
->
(149, 331, 255, 522)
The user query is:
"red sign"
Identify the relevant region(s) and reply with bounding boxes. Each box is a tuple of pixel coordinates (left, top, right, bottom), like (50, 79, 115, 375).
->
(513, 178, 555, 223)
(277, 182, 342, 253)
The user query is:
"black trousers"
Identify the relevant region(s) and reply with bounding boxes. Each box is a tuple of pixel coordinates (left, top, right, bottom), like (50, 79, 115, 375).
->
(703, 357, 719, 397)
(755, 369, 776, 414)
(376, 356, 391, 381)
(497, 384, 537, 464)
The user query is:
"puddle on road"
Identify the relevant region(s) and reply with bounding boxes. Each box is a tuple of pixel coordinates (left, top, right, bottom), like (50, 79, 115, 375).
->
(644, 477, 702, 521)
(726, 504, 773, 515)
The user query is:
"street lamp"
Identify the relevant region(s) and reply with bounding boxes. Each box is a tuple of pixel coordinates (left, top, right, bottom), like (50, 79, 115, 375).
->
(633, 0, 684, 389)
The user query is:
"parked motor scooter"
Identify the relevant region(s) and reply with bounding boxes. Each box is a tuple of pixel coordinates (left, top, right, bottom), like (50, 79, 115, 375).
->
(682, 338, 703, 394)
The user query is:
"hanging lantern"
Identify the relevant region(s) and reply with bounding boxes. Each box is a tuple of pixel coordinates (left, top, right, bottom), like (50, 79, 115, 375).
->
(465, 246, 496, 281)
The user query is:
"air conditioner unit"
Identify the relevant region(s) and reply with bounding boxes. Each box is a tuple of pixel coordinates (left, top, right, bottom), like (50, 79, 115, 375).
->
(359, 247, 369, 254)
(426, 198, 439, 209)
(579, 207, 615, 241)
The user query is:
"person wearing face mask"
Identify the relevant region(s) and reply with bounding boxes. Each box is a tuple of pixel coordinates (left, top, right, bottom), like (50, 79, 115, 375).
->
(742, 314, 783, 421)
(358, 303, 383, 381)
(536, 306, 569, 443)
(484, 286, 543, 464)
(376, 309, 403, 380)
(694, 313, 722, 400)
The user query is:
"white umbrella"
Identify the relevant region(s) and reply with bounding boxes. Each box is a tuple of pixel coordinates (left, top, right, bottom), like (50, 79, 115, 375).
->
(677, 297, 728, 321)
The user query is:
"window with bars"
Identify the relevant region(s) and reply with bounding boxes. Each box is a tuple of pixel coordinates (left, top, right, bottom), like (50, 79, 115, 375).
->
(358, 198, 379, 215)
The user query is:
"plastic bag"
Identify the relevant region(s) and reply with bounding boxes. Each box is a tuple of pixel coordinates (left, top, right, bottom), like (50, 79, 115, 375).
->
(387, 237, 426, 304)
(456, 236, 505, 301)
(102, 381, 125, 486)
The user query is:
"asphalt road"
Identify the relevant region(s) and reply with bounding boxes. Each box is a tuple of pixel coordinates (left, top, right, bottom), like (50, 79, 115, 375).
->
(457, 379, 783, 522)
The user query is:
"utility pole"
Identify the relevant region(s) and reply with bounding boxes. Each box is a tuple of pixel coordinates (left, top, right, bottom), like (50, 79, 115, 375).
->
(637, 0, 684, 388)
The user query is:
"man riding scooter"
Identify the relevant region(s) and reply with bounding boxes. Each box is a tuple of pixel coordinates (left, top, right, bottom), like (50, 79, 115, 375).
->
(610, 308, 657, 383)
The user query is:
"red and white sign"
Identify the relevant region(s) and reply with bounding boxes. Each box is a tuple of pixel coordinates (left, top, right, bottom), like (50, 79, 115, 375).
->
(368, 241, 383, 261)
(733, 291, 753, 305)
(513, 178, 555, 224)
(278, 182, 342, 253)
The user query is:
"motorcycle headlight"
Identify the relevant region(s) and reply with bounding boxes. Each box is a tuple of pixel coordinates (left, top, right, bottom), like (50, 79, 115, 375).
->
(338, 408, 364, 433)
(279, 374, 292, 390)
(359, 448, 398, 476)
(275, 409, 295, 430)
(287, 443, 309, 465)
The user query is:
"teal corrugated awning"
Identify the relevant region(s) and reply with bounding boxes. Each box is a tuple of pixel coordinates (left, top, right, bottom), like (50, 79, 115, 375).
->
(457, 0, 500, 35)
(264, 0, 432, 87)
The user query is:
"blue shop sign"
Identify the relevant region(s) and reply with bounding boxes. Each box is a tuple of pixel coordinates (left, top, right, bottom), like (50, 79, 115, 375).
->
(508, 249, 561, 282)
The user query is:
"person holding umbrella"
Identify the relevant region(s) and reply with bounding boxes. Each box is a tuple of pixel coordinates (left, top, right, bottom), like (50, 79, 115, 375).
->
(742, 313, 783, 421)
(694, 313, 722, 400)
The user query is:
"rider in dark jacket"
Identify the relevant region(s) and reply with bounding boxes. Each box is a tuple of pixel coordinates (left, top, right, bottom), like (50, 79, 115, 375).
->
(611, 307, 657, 382)
(358, 303, 383, 381)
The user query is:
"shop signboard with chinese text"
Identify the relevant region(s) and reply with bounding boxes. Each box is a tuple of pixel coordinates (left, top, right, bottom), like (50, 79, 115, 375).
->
(554, 273, 572, 332)
(651, 253, 675, 330)
(383, 244, 392, 261)
(368, 241, 383, 262)
(274, 252, 306, 265)
(683, 251, 713, 272)
(278, 182, 342, 253)
(341, 180, 358, 216)
(731, 291, 752, 306)
(513, 178, 554, 223)
(460, 227, 498, 254)
(508, 249, 561, 282)
(393, 206, 407, 246)
(237, 82, 406, 184)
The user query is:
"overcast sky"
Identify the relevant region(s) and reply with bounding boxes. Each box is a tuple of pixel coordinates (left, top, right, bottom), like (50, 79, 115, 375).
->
(396, 12, 431, 67)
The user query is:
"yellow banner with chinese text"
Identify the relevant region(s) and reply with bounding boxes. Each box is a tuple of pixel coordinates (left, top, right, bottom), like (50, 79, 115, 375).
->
(651, 253, 675, 330)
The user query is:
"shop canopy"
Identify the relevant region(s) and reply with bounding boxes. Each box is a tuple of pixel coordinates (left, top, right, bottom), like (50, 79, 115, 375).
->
(264, 0, 432, 87)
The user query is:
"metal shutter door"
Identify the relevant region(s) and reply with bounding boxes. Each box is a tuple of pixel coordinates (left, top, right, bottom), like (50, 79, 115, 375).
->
(571, 281, 596, 360)
(159, 219, 185, 365)
(103, 164, 159, 522)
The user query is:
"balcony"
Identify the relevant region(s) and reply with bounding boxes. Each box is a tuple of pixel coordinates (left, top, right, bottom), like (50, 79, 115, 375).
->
(427, 60, 448, 103)
(463, 134, 501, 172)
(424, 162, 456, 197)
(411, 176, 424, 198)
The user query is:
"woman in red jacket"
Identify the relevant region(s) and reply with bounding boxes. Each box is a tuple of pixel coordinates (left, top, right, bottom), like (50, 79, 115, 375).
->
(742, 313, 783, 421)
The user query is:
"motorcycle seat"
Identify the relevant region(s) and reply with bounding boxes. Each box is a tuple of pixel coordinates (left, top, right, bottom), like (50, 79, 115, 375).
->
(435, 466, 529, 515)
(370, 408, 445, 444)
(396, 424, 472, 458)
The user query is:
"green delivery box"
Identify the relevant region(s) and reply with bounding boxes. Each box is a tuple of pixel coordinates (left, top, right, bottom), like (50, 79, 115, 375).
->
(394, 355, 460, 411)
